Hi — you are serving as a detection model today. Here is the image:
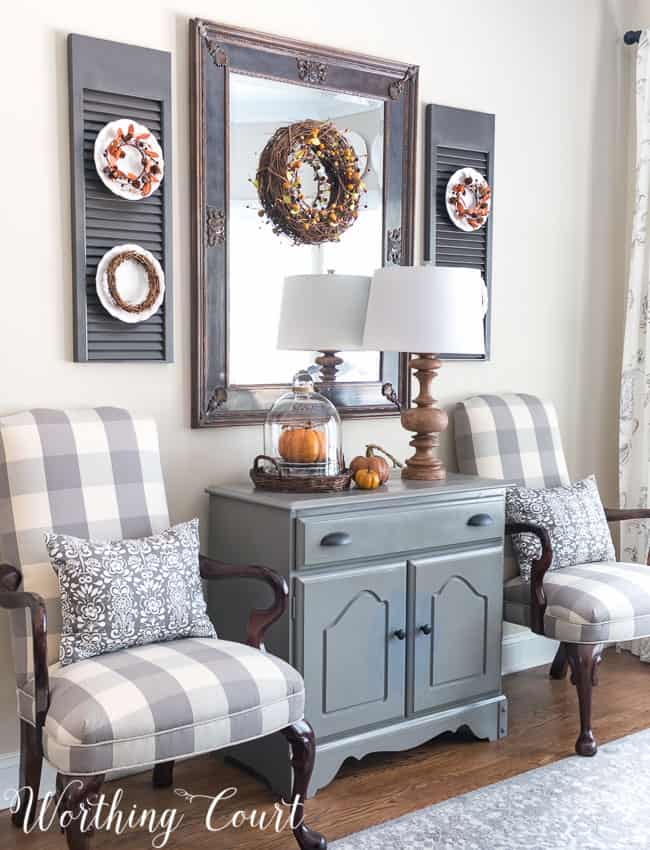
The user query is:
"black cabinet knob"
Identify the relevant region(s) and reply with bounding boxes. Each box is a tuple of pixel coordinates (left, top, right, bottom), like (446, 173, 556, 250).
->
(467, 513, 494, 527)
(419, 624, 432, 635)
(392, 628, 406, 641)
(320, 531, 352, 546)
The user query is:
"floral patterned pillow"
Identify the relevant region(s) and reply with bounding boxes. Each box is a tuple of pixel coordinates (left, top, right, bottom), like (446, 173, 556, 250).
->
(45, 518, 216, 666)
(506, 475, 616, 582)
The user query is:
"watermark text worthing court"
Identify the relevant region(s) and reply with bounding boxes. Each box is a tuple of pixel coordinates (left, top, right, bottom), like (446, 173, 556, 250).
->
(7, 783, 303, 848)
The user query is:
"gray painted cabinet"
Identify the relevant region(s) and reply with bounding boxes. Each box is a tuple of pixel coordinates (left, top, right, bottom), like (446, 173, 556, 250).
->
(207, 474, 508, 797)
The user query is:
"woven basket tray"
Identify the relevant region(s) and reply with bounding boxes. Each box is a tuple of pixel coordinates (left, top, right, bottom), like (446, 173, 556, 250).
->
(250, 455, 352, 493)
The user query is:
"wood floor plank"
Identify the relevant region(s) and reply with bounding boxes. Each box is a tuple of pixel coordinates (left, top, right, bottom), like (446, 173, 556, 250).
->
(0, 649, 647, 849)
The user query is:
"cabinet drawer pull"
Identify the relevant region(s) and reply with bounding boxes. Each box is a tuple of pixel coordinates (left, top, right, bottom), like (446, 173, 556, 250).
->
(320, 531, 351, 547)
(419, 624, 432, 636)
(392, 628, 406, 641)
(467, 513, 494, 527)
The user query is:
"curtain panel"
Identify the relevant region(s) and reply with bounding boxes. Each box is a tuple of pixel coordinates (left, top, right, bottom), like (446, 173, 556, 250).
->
(620, 30, 650, 660)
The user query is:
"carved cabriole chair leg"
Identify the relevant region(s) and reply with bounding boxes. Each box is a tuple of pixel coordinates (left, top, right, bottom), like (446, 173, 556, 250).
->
(566, 643, 604, 757)
(281, 720, 327, 850)
(11, 720, 43, 828)
(152, 760, 174, 788)
(56, 773, 105, 850)
(549, 642, 569, 680)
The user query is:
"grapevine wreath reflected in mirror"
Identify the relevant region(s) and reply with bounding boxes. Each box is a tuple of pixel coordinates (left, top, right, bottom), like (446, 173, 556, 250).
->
(255, 120, 367, 245)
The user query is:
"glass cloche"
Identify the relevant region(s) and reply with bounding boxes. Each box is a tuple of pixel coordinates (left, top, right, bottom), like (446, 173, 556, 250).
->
(264, 371, 343, 477)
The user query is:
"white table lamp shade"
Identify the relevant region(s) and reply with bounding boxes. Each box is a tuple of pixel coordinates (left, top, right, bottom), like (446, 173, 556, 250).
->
(277, 274, 371, 351)
(363, 266, 486, 355)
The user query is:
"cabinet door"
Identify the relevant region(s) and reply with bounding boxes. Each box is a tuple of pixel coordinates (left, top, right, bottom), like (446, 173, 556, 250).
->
(410, 546, 503, 714)
(295, 562, 406, 739)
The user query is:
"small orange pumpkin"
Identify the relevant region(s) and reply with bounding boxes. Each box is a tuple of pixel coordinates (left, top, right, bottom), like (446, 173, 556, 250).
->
(349, 444, 402, 485)
(278, 426, 327, 463)
(354, 468, 381, 489)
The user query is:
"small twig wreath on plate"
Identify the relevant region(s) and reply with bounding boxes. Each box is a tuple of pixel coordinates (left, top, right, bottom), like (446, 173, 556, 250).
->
(106, 250, 161, 314)
(255, 119, 366, 245)
(446, 168, 491, 231)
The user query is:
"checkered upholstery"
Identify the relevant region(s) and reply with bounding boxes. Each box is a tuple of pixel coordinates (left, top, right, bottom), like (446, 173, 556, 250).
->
(504, 562, 650, 643)
(19, 638, 304, 775)
(1, 407, 308, 775)
(454, 394, 569, 487)
(456, 394, 650, 646)
(454, 394, 570, 585)
(0, 408, 169, 689)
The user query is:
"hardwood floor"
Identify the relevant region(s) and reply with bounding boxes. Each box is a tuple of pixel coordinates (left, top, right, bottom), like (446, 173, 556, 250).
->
(1, 649, 648, 849)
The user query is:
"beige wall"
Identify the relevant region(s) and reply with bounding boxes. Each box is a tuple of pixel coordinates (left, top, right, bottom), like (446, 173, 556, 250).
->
(0, 0, 631, 754)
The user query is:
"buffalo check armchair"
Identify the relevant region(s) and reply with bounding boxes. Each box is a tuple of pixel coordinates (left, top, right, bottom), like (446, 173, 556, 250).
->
(0, 408, 325, 850)
(455, 393, 650, 757)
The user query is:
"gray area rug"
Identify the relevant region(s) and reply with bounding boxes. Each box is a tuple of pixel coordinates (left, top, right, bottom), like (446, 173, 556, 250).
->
(330, 728, 650, 849)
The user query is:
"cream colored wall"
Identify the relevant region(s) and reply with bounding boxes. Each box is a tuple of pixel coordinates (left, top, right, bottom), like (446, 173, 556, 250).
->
(0, 0, 630, 754)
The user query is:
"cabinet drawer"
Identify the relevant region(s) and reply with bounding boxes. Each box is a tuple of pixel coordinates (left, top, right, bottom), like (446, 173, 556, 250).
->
(295, 497, 504, 568)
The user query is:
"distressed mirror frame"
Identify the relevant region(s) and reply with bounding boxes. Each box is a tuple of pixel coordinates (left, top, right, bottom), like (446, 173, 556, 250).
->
(190, 19, 418, 428)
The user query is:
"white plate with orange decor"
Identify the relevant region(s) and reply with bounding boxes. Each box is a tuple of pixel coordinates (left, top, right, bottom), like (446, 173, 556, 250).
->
(94, 119, 164, 200)
(445, 167, 491, 232)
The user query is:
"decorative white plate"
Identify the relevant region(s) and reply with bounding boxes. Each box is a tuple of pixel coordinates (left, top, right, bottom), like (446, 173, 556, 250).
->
(445, 167, 491, 232)
(94, 119, 164, 201)
(345, 130, 369, 177)
(96, 244, 165, 324)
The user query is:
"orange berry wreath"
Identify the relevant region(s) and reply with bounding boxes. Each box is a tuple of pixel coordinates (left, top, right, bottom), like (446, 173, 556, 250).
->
(94, 119, 164, 200)
(255, 119, 366, 246)
(446, 167, 491, 231)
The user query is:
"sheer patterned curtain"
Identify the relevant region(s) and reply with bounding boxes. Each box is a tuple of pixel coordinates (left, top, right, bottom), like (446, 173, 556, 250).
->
(620, 30, 650, 661)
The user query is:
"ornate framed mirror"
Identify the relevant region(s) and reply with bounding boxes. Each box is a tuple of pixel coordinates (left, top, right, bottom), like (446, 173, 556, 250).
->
(190, 19, 418, 427)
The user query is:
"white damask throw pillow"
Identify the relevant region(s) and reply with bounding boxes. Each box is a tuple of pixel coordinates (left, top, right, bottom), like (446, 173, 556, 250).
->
(506, 475, 615, 582)
(45, 518, 216, 666)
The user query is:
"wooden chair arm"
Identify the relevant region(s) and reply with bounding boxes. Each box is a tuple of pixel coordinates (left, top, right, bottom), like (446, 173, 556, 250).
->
(199, 556, 288, 650)
(0, 563, 49, 725)
(505, 523, 553, 635)
(605, 508, 650, 522)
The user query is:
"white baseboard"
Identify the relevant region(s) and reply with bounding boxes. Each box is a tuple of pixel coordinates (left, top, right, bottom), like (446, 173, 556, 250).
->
(0, 751, 56, 811)
(0, 630, 558, 810)
(502, 627, 559, 675)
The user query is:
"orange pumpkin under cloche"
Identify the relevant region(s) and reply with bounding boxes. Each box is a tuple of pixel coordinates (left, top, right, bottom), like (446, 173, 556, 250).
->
(278, 426, 327, 464)
(350, 444, 402, 486)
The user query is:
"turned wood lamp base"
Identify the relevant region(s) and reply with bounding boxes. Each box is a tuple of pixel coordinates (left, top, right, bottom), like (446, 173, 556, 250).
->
(314, 350, 343, 383)
(401, 354, 448, 481)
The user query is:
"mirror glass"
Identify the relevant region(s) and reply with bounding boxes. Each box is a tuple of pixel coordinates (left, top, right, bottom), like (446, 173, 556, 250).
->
(228, 72, 384, 386)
